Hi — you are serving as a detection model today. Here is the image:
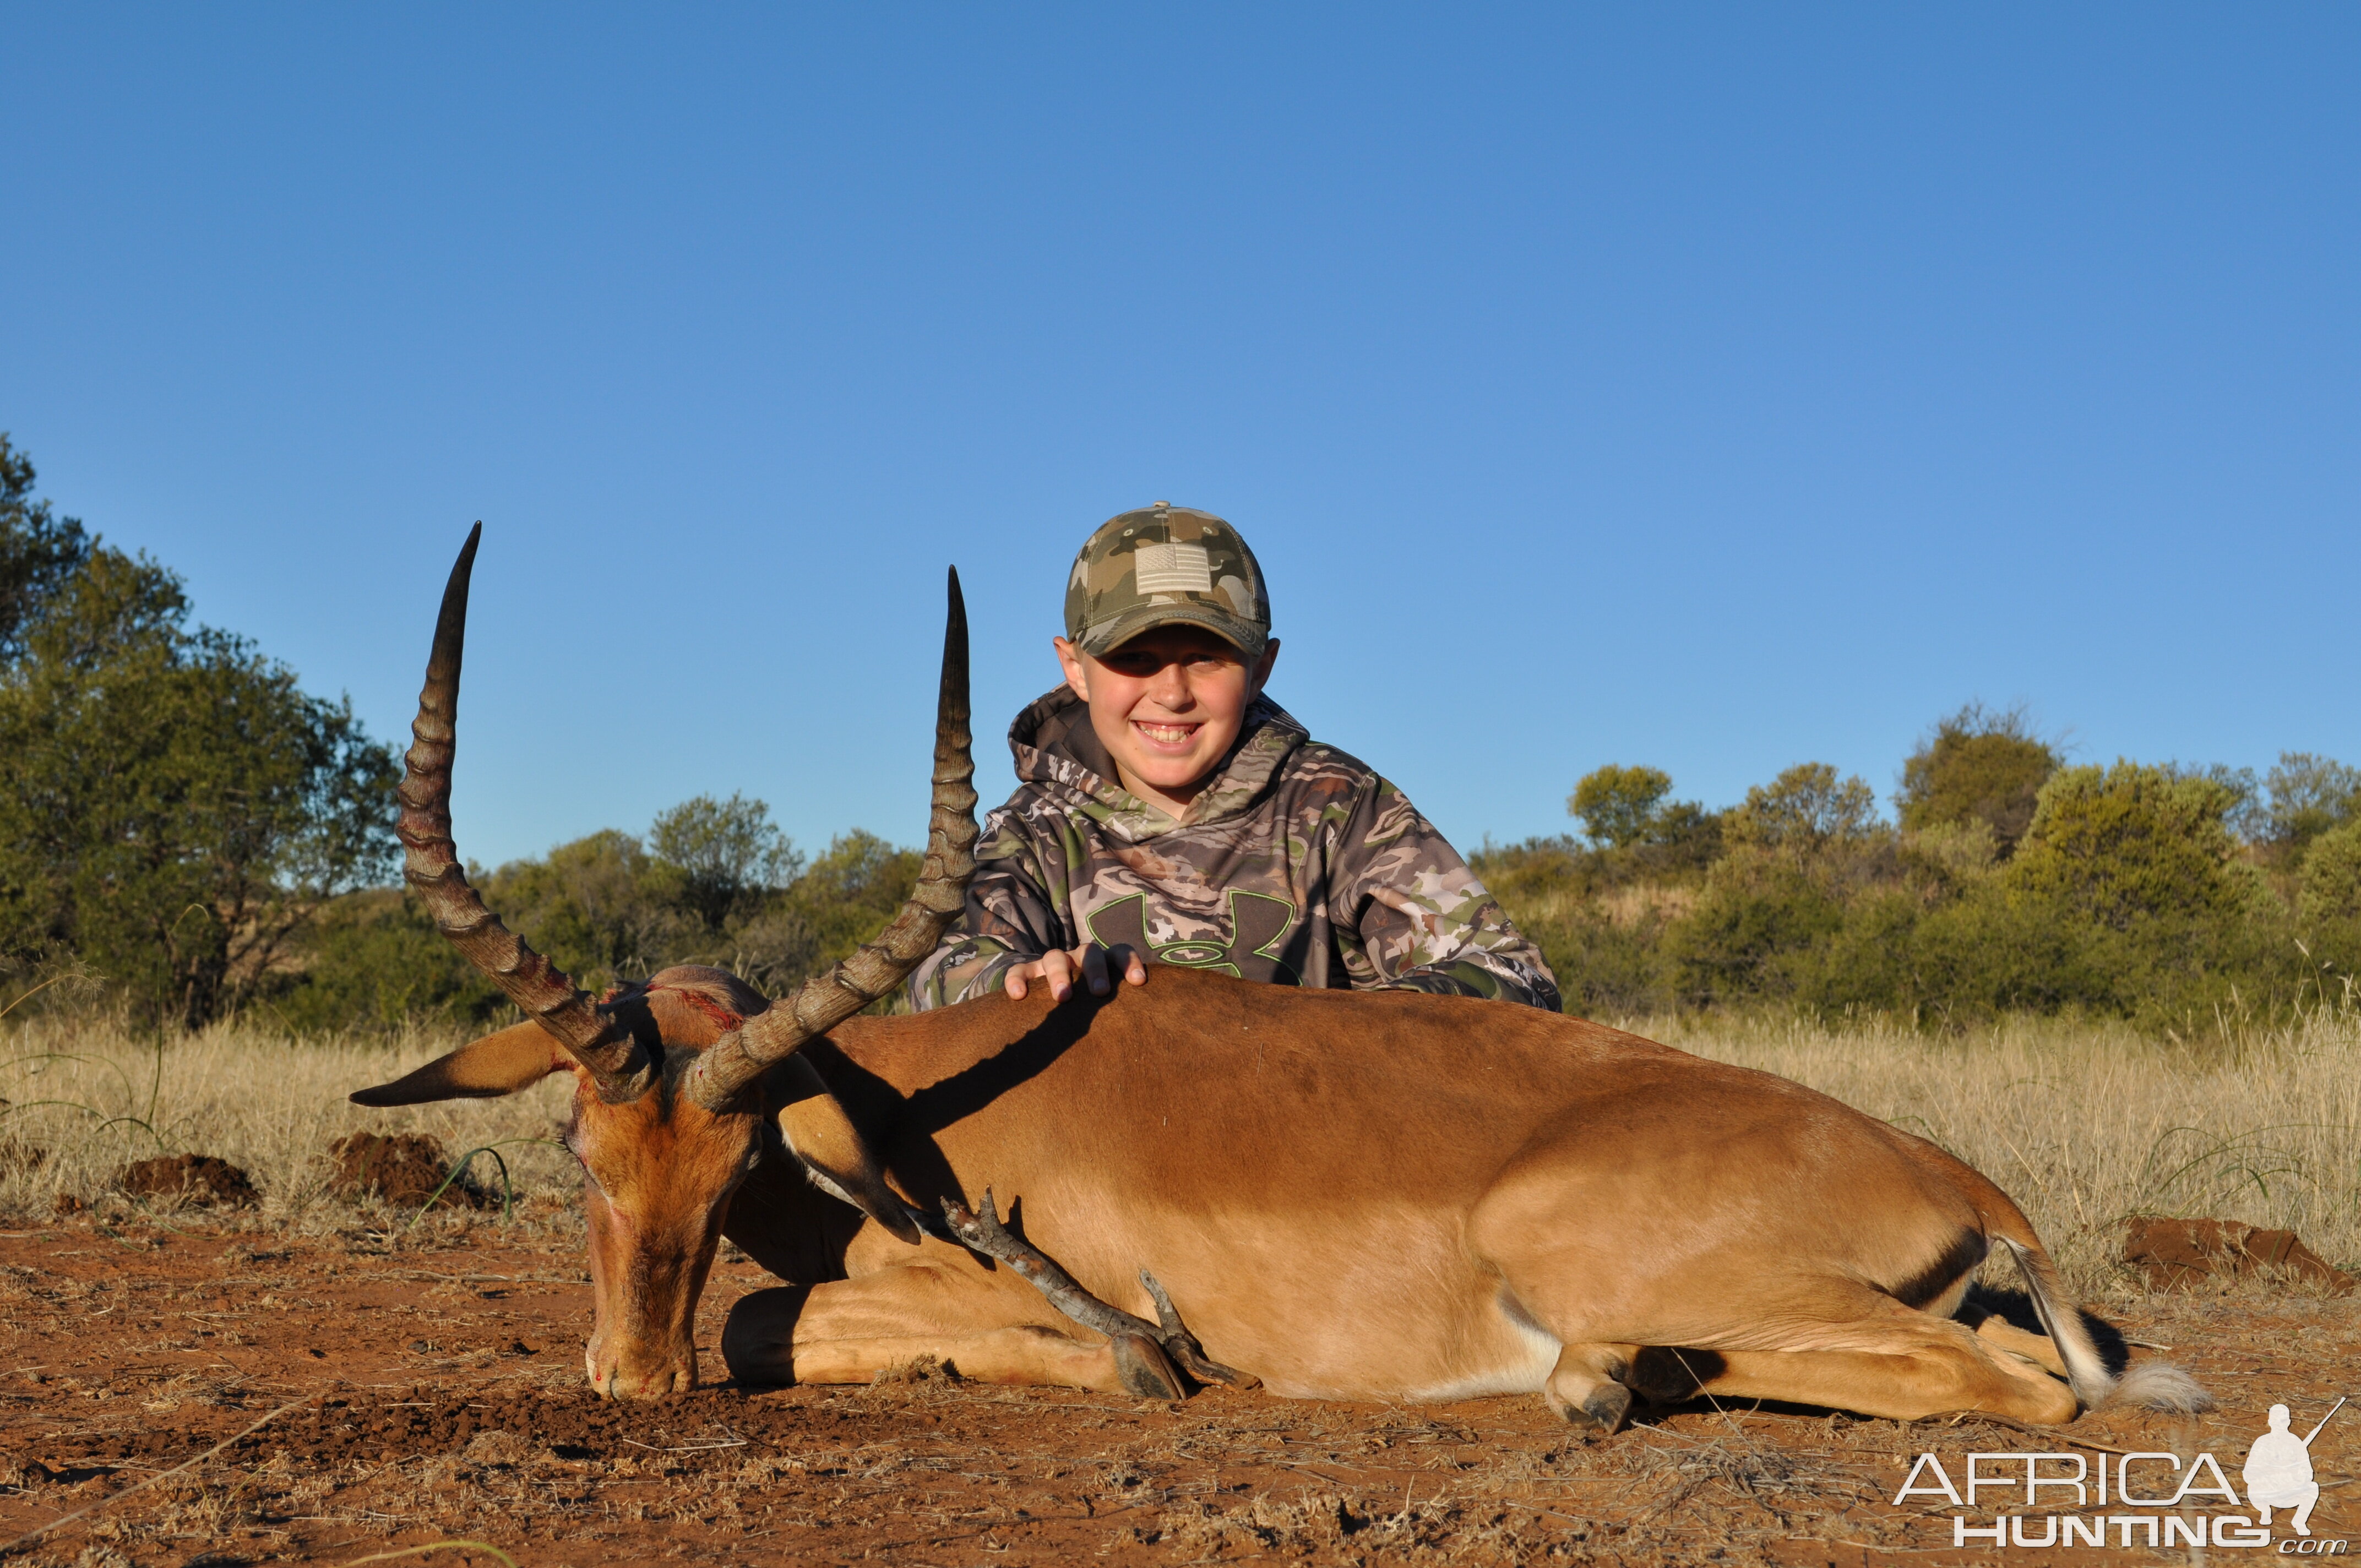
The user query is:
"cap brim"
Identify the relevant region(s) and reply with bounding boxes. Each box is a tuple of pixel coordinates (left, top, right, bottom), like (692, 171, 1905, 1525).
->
(1075, 602, 1267, 660)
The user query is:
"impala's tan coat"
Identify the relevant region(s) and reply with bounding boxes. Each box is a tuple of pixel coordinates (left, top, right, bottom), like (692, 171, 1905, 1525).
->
(377, 959, 2134, 1425)
(355, 528, 2201, 1428)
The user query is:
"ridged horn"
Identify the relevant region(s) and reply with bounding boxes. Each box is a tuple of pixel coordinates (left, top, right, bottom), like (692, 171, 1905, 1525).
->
(688, 567, 977, 1109)
(396, 524, 655, 1099)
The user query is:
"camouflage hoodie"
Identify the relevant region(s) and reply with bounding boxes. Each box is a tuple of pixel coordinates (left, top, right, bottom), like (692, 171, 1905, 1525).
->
(908, 687, 1561, 1011)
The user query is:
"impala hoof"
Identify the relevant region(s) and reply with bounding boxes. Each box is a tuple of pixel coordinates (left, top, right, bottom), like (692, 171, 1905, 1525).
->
(1112, 1333, 1186, 1401)
(1577, 1381, 1633, 1432)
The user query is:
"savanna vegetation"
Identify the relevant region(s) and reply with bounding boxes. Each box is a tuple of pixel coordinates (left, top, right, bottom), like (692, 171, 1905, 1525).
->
(3, 433, 2355, 1047)
(0, 437, 923, 1036)
(1475, 709, 2361, 1039)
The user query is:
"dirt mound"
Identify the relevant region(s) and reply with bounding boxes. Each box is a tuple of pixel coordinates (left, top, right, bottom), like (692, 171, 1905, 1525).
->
(2125, 1215, 2356, 1292)
(325, 1131, 492, 1209)
(116, 1152, 256, 1207)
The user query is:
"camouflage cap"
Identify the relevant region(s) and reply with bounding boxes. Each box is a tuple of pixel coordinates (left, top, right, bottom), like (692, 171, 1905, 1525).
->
(1064, 503, 1271, 660)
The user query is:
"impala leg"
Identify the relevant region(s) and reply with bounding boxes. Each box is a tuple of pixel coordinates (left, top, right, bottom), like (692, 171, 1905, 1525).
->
(720, 1266, 1180, 1397)
(1668, 1329, 2079, 1424)
(1543, 1343, 1644, 1431)
(754, 1320, 1158, 1391)
(1971, 1315, 2070, 1378)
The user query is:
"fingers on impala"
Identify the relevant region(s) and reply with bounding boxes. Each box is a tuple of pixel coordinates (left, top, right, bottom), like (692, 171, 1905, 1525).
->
(348, 526, 2206, 1428)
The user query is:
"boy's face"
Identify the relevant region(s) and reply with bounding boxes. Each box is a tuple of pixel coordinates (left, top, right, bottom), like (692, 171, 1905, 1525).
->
(1054, 625, 1282, 811)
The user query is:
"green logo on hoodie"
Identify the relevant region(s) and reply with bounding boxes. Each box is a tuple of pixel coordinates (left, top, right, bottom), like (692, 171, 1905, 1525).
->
(1087, 889, 1299, 984)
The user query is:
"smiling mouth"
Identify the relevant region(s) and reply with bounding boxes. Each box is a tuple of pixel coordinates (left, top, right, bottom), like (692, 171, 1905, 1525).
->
(1131, 720, 1200, 747)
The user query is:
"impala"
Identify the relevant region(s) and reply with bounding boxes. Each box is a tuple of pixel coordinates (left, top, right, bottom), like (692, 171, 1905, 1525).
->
(353, 527, 2203, 1428)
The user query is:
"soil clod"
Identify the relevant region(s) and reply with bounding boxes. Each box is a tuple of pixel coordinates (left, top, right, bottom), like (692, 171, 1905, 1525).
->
(2125, 1215, 2356, 1293)
(115, 1152, 256, 1207)
(325, 1130, 490, 1209)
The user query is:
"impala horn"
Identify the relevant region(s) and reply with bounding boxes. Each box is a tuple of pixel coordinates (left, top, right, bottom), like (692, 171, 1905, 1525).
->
(398, 524, 656, 1101)
(688, 566, 978, 1109)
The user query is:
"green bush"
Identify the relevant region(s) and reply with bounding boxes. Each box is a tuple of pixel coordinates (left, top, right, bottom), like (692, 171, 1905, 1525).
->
(1724, 763, 1880, 852)
(1896, 703, 2058, 854)
(2266, 753, 2361, 859)
(1492, 887, 1674, 1017)
(2299, 819, 2361, 927)
(1904, 883, 2140, 1021)
(269, 888, 503, 1033)
(1661, 850, 1845, 1006)
(2006, 762, 2265, 933)
(277, 807, 928, 1032)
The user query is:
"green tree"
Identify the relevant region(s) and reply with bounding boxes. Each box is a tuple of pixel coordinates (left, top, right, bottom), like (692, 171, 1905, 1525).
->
(0, 434, 93, 662)
(2165, 761, 2264, 842)
(1895, 703, 2058, 854)
(1726, 763, 1880, 852)
(649, 792, 803, 931)
(453, 816, 915, 1004)
(2265, 753, 2361, 856)
(0, 546, 400, 1025)
(780, 831, 925, 967)
(480, 829, 691, 993)
(1568, 765, 1674, 849)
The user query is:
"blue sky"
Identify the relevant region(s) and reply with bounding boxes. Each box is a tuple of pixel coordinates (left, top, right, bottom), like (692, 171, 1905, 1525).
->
(4, 7, 2355, 869)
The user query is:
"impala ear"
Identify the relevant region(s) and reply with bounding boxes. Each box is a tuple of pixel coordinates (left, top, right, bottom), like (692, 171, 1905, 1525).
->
(350, 1021, 574, 1107)
(770, 1055, 922, 1246)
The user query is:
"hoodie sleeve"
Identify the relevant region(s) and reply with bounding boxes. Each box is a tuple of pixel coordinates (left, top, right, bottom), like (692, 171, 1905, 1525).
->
(1328, 777, 1563, 1011)
(906, 805, 1074, 1011)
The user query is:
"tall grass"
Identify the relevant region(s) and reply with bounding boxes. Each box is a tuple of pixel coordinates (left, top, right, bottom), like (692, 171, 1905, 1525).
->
(4, 1004, 2357, 1298)
(1642, 1001, 2361, 1292)
(0, 1012, 578, 1232)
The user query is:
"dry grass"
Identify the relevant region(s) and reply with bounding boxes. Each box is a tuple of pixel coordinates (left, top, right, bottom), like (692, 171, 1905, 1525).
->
(1639, 1003, 2361, 1293)
(3, 1003, 2358, 1301)
(0, 1012, 579, 1231)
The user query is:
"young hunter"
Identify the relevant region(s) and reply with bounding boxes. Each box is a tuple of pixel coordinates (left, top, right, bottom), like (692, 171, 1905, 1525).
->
(908, 503, 1561, 1012)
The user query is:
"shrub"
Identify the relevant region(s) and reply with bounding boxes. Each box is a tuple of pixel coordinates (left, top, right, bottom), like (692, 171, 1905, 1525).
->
(477, 828, 691, 992)
(1497, 884, 1676, 1017)
(1661, 850, 1845, 1005)
(1906, 883, 2142, 1022)
(1724, 763, 1880, 852)
(2005, 762, 2264, 933)
(1896, 703, 2057, 854)
(269, 888, 503, 1034)
(2300, 820, 2361, 927)
(2267, 753, 2361, 858)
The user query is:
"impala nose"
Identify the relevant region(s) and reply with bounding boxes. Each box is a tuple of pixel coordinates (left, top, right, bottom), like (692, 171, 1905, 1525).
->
(591, 1359, 695, 1401)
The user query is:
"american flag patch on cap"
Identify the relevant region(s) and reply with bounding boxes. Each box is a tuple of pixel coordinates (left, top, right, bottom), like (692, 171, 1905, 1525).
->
(1131, 540, 1215, 594)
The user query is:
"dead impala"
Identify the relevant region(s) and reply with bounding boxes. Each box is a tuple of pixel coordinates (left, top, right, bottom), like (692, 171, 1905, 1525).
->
(353, 526, 2204, 1428)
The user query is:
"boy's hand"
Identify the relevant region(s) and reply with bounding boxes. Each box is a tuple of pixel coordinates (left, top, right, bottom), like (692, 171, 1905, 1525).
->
(1003, 942, 1148, 1003)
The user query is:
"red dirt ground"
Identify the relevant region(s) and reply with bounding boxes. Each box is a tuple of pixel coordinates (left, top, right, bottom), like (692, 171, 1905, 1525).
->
(0, 1218, 2352, 1566)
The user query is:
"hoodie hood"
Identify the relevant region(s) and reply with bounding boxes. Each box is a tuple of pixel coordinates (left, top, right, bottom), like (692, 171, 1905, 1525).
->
(1007, 686, 1308, 843)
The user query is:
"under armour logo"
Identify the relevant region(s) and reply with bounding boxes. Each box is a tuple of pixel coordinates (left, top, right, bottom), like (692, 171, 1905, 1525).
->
(1087, 890, 1298, 984)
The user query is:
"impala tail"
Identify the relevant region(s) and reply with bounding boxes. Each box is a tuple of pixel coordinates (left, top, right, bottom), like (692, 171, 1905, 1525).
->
(1986, 1229, 2212, 1414)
